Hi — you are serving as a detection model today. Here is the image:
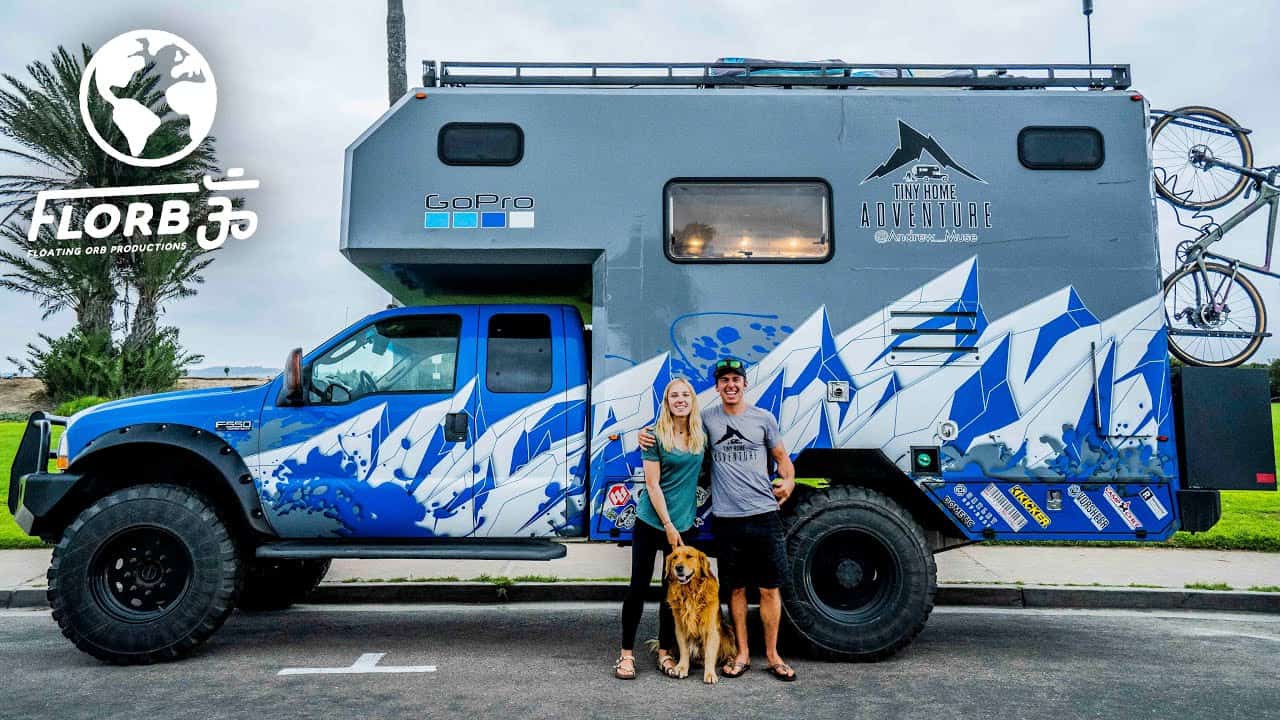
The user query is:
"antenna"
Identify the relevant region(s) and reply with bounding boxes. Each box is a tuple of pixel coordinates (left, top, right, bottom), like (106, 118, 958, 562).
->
(1083, 0, 1094, 66)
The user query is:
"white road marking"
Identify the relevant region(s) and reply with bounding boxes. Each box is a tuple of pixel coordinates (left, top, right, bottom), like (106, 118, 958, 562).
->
(277, 653, 436, 676)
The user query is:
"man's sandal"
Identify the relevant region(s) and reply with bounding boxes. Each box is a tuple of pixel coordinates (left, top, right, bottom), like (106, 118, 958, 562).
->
(614, 654, 636, 680)
(657, 655, 680, 678)
(721, 660, 750, 678)
(766, 662, 797, 682)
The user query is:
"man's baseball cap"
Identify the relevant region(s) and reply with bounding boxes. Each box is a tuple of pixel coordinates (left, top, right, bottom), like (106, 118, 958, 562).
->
(713, 357, 746, 380)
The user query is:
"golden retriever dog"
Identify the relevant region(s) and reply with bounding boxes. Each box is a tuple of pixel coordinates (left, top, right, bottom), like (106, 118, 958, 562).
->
(664, 545, 737, 684)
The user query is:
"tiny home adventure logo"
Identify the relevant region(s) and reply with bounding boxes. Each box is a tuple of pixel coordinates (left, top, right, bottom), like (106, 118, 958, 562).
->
(860, 120, 991, 246)
(26, 29, 258, 257)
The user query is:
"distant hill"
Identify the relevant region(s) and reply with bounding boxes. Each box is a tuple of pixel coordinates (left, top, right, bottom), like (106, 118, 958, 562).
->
(187, 365, 277, 378)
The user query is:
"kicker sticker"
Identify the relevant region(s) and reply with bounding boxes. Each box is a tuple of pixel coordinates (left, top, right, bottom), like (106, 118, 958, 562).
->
(981, 483, 1028, 532)
(1140, 487, 1169, 521)
(1010, 485, 1051, 528)
(1102, 486, 1143, 530)
(1068, 484, 1110, 530)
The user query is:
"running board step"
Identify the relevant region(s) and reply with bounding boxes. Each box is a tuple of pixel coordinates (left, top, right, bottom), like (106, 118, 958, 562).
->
(256, 539, 567, 561)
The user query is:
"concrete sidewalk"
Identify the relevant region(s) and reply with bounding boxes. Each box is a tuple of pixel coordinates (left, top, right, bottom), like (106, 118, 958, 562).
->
(3, 543, 1279, 590)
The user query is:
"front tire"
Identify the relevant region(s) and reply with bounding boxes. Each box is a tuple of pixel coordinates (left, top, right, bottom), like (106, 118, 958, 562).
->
(780, 485, 936, 661)
(47, 484, 241, 665)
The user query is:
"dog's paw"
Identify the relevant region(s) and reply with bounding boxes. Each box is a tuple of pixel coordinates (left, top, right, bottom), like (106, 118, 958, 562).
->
(703, 669, 719, 685)
(675, 662, 690, 679)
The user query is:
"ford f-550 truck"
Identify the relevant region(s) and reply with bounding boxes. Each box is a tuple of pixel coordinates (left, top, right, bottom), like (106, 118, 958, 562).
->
(9, 60, 1276, 665)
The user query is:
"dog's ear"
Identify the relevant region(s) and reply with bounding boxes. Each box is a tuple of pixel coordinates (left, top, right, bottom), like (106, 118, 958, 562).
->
(699, 551, 713, 579)
(664, 551, 677, 578)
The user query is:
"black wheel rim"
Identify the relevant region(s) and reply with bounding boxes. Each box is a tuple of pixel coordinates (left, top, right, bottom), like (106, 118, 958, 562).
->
(89, 526, 193, 622)
(802, 528, 900, 623)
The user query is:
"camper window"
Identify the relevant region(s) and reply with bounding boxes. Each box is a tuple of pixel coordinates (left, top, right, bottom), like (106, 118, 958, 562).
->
(1017, 127, 1104, 170)
(665, 180, 831, 262)
(487, 313, 553, 393)
(438, 122, 524, 166)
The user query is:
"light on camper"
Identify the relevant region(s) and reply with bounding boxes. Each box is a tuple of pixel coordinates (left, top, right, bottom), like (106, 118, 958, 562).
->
(740, 236, 751, 247)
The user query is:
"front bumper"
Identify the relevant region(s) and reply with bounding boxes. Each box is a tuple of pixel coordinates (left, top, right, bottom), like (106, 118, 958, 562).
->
(7, 412, 76, 537)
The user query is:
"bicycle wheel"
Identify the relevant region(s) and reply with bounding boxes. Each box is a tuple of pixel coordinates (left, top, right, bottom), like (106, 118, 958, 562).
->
(1151, 106, 1253, 211)
(1163, 262, 1266, 367)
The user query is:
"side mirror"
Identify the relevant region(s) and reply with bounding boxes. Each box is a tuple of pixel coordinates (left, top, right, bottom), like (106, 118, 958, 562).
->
(282, 348, 304, 405)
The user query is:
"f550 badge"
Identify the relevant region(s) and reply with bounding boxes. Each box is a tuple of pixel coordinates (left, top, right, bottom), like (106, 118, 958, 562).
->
(214, 420, 252, 432)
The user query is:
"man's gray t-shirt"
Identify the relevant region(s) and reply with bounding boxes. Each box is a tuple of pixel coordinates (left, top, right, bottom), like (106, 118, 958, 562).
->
(701, 404, 780, 518)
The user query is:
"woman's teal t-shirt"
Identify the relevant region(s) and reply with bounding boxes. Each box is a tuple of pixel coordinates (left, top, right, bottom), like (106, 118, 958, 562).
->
(635, 435, 704, 533)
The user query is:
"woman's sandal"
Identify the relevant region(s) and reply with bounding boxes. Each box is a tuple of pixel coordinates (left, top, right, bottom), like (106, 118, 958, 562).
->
(657, 655, 680, 678)
(614, 654, 636, 680)
(766, 662, 797, 682)
(721, 660, 750, 678)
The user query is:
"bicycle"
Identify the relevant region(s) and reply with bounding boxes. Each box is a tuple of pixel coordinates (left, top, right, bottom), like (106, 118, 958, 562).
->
(1152, 106, 1279, 367)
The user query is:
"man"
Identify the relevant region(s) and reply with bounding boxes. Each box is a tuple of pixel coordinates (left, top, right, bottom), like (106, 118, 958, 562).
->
(639, 357, 797, 681)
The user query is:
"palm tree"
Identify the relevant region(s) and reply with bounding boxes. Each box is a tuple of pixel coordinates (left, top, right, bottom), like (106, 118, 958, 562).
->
(387, 0, 407, 105)
(0, 44, 227, 348)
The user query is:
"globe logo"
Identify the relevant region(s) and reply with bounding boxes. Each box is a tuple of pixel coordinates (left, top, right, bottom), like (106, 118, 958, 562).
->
(78, 30, 217, 168)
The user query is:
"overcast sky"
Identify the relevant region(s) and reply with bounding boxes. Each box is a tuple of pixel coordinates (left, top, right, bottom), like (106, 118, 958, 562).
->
(0, 0, 1277, 370)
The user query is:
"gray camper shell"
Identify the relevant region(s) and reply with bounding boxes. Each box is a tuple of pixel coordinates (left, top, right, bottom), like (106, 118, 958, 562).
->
(341, 60, 1189, 547)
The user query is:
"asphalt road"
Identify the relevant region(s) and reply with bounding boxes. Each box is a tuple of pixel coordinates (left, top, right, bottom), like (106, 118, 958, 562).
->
(2, 604, 1278, 720)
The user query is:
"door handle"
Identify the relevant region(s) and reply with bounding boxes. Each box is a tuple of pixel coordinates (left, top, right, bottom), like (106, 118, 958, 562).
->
(444, 412, 469, 443)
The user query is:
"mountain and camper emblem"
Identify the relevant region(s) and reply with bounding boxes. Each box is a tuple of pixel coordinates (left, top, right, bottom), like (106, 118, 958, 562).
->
(715, 425, 751, 446)
(862, 120, 985, 184)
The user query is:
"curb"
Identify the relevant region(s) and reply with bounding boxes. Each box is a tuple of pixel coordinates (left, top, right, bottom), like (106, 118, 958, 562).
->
(5, 583, 1279, 613)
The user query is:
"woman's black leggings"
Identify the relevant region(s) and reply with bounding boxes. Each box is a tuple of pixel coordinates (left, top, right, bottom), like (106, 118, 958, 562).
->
(620, 520, 675, 651)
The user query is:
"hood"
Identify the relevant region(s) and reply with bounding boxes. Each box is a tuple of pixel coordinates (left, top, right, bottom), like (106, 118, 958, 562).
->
(65, 381, 275, 464)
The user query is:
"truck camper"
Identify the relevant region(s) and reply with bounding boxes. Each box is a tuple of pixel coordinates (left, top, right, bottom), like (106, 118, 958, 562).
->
(11, 60, 1275, 665)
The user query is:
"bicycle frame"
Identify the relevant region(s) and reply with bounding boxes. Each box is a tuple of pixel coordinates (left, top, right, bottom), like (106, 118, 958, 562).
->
(1180, 165, 1280, 280)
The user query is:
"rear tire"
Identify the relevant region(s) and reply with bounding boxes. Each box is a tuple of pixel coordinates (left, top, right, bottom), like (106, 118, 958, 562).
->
(47, 484, 241, 665)
(780, 485, 935, 662)
(237, 559, 331, 611)
(1151, 105, 1253, 211)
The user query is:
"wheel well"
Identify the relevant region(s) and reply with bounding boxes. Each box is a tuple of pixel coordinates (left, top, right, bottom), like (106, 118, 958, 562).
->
(790, 448, 968, 551)
(45, 443, 260, 545)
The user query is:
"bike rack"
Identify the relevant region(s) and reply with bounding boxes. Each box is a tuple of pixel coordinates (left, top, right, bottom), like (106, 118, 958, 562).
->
(1149, 108, 1253, 136)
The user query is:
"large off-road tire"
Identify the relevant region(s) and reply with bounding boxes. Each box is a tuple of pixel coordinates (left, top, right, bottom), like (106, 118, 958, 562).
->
(780, 485, 936, 662)
(47, 484, 241, 665)
(237, 559, 331, 611)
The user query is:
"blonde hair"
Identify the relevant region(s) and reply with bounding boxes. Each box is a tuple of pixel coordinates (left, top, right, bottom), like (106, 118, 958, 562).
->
(655, 378, 705, 454)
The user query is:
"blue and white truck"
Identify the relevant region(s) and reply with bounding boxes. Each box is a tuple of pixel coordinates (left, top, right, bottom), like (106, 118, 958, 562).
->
(9, 60, 1276, 664)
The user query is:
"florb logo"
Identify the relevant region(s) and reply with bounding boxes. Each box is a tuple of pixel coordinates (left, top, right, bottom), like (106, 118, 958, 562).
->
(79, 30, 217, 168)
(27, 30, 258, 255)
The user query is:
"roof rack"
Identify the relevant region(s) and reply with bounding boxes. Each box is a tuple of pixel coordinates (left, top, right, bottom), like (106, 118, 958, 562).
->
(423, 60, 1131, 90)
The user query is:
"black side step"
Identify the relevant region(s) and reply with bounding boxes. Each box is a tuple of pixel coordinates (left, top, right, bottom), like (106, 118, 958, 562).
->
(256, 539, 568, 561)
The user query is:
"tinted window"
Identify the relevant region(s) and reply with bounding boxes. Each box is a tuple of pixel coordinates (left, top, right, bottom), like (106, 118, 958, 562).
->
(487, 313, 552, 393)
(438, 122, 524, 166)
(666, 180, 831, 262)
(1018, 127, 1104, 170)
(310, 314, 460, 404)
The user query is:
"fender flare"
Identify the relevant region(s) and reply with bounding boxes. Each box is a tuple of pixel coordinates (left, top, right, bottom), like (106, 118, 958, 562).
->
(67, 423, 275, 536)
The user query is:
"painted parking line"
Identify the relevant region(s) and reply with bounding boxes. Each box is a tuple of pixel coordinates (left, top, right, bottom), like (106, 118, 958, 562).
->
(278, 652, 437, 676)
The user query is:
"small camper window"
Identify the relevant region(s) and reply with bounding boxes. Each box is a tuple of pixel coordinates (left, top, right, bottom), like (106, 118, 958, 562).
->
(487, 313, 553, 393)
(665, 180, 831, 262)
(1018, 127, 1104, 170)
(438, 122, 524, 166)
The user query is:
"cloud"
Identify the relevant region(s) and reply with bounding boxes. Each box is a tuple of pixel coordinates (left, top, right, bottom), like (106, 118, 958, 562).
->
(0, 0, 1277, 368)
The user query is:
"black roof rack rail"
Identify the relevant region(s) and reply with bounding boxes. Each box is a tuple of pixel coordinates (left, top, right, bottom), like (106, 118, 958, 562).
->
(422, 60, 1131, 90)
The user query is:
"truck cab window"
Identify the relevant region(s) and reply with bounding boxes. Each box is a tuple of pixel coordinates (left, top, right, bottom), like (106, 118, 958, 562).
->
(665, 180, 831, 262)
(487, 313, 552, 393)
(309, 314, 461, 403)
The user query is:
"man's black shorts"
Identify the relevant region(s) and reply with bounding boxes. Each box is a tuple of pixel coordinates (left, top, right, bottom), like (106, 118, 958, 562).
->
(714, 511, 787, 590)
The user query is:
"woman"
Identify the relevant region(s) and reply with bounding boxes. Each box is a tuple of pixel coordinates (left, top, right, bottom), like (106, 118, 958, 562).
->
(615, 377, 707, 679)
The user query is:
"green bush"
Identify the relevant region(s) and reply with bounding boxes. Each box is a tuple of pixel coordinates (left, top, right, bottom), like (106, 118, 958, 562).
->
(12, 327, 202, 402)
(54, 395, 111, 416)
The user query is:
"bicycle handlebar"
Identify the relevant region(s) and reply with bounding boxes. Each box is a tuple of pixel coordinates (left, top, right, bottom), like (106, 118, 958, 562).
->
(1202, 156, 1277, 186)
